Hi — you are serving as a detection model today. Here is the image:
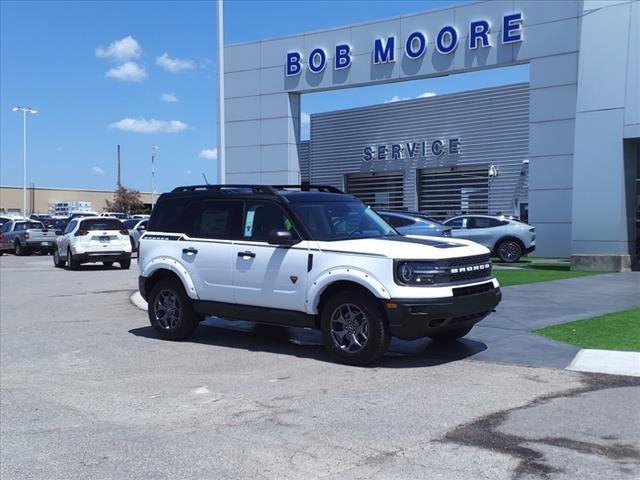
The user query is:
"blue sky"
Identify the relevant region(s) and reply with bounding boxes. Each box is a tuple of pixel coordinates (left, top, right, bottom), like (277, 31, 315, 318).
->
(1, 0, 527, 193)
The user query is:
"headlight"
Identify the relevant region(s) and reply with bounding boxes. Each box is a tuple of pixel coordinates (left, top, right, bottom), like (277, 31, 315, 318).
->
(396, 261, 441, 285)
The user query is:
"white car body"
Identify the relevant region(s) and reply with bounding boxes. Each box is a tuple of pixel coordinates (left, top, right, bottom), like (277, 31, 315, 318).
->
(55, 216, 132, 268)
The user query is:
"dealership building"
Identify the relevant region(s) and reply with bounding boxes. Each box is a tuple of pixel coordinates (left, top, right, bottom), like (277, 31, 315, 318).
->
(222, 0, 639, 270)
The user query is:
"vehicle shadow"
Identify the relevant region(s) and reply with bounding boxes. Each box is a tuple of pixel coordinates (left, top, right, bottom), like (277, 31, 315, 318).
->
(128, 318, 487, 368)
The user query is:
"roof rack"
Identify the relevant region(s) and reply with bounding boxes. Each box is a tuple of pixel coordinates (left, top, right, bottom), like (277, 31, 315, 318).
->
(272, 184, 343, 193)
(171, 184, 278, 194)
(170, 184, 343, 195)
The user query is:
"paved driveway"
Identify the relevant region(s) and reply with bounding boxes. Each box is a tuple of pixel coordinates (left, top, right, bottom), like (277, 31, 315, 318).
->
(1, 255, 639, 479)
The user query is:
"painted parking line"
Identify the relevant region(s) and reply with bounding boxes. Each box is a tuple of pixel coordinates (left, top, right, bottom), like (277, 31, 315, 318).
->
(568, 349, 640, 377)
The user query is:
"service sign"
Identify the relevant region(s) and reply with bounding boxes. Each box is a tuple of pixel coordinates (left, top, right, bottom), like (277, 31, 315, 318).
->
(363, 138, 461, 162)
(285, 13, 523, 76)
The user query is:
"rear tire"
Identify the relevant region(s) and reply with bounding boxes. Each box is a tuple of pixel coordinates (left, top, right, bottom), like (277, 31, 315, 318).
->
(15, 241, 30, 256)
(320, 289, 390, 366)
(428, 326, 473, 343)
(66, 249, 79, 270)
(496, 239, 523, 263)
(53, 248, 66, 268)
(148, 278, 199, 340)
(120, 259, 131, 269)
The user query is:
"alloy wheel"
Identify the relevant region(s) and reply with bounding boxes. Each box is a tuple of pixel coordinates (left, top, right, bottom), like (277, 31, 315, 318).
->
(329, 303, 369, 353)
(154, 289, 182, 330)
(499, 241, 521, 262)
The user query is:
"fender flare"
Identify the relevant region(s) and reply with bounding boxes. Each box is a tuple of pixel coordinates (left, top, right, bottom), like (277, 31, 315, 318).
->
(141, 257, 199, 299)
(306, 267, 391, 315)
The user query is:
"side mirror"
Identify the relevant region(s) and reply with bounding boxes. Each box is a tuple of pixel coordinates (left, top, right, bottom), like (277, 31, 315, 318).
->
(267, 229, 299, 246)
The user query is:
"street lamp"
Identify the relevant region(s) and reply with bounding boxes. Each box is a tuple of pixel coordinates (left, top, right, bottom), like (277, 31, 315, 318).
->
(11, 106, 38, 217)
(151, 145, 160, 209)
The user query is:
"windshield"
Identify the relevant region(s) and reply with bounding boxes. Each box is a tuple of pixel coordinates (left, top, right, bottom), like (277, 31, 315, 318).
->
(291, 201, 397, 241)
(122, 219, 138, 229)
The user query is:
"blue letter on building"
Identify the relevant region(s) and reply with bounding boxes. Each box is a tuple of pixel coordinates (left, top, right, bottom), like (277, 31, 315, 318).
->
(436, 26, 459, 54)
(502, 13, 523, 44)
(286, 52, 302, 76)
(308, 48, 327, 73)
(469, 20, 490, 49)
(335, 44, 351, 70)
(374, 36, 396, 64)
(405, 32, 427, 59)
(363, 146, 373, 162)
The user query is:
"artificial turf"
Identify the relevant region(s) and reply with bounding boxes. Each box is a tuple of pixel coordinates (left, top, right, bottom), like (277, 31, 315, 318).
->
(493, 263, 602, 287)
(535, 308, 640, 352)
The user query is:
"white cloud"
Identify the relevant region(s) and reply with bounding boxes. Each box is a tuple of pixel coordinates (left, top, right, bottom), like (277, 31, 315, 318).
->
(417, 91, 437, 98)
(105, 61, 147, 82)
(156, 53, 195, 72)
(301, 111, 310, 125)
(92, 166, 105, 176)
(384, 95, 409, 103)
(161, 92, 179, 102)
(109, 118, 189, 134)
(199, 148, 217, 160)
(95, 36, 141, 62)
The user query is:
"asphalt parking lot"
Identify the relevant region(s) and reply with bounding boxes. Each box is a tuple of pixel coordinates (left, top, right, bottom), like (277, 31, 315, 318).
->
(1, 254, 639, 479)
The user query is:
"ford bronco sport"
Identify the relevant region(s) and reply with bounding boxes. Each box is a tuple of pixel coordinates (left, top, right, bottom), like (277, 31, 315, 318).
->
(138, 185, 501, 365)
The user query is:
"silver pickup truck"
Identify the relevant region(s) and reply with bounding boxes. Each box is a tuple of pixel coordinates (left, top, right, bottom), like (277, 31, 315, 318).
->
(0, 220, 60, 256)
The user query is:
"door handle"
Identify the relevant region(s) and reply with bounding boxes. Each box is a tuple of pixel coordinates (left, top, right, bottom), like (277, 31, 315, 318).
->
(182, 247, 198, 255)
(237, 250, 256, 258)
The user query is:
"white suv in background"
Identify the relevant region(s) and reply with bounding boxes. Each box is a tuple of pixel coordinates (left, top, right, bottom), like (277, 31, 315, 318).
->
(53, 217, 132, 270)
(138, 185, 502, 365)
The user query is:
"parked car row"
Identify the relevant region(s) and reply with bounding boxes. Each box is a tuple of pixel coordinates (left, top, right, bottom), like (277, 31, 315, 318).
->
(374, 210, 535, 262)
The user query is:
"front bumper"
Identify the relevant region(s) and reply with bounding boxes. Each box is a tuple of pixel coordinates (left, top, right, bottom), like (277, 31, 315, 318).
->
(384, 282, 502, 340)
(525, 244, 536, 255)
(74, 251, 131, 264)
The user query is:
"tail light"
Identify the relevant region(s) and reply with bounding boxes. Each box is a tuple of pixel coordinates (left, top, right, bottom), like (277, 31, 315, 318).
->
(529, 228, 535, 233)
(119, 229, 129, 235)
(75, 229, 89, 236)
(24, 232, 29, 240)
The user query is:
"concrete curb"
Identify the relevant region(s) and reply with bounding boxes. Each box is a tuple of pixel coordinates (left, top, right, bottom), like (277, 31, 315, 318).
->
(568, 349, 640, 377)
(130, 291, 148, 311)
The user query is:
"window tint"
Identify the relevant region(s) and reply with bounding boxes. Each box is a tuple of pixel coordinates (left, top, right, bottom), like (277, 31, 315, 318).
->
(446, 217, 469, 229)
(1, 222, 12, 233)
(80, 219, 124, 231)
(64, 221, 77, 234)
(14, 222, 40, 230)
(122, 219, 138, 229)
(193, 201, 242, 240)
(243, 201, 296, 242)
(149, 198, 201, 235)
(383, 215, 414, 228)
(470, 217, 505, 229)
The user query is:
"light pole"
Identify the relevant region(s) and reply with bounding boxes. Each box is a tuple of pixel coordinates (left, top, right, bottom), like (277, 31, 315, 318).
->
(151, 145, 159, 209)
(11, 106, 38, 217)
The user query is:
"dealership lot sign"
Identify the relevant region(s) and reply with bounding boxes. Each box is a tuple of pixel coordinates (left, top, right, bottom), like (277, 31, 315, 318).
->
(286, 13, 523, 76)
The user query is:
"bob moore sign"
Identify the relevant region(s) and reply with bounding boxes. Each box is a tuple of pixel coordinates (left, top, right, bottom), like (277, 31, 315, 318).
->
(363, 138, 461, 162)
(286, 13, 523, 76)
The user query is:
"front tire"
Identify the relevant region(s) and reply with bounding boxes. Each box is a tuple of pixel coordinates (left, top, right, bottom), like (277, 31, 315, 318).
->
(429, 326, 473, 343)
(496, 239, 523, 263)
(148, 278, 199, 340)
(320, 289, 390, 366)
(53, 248, 66, 268)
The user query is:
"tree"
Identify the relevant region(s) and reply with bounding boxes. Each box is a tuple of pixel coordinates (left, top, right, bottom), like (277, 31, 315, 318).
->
(105, 186, 144, 214)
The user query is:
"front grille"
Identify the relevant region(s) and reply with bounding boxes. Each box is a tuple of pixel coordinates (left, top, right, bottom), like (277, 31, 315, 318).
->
(450, 268, 492, 283)
(452, 282, 495, 297)
(448, 254, 490, 267)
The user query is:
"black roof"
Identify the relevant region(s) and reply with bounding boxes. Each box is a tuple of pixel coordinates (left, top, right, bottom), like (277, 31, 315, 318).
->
(160, 184, 354, 203)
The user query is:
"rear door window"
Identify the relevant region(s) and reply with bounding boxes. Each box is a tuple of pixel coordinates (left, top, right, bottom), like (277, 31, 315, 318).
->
(193, 200, 242, 240)
(446, 217, 469, 229)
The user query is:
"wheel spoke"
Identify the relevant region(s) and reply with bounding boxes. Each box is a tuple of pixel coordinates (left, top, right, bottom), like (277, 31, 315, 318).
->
(329, 303, 369, 353)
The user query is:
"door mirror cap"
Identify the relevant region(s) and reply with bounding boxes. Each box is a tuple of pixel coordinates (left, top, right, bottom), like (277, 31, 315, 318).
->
(267, 229, 299, 246)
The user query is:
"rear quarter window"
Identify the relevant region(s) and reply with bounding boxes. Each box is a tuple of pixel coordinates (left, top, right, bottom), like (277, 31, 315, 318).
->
(148, 197, 201, 235)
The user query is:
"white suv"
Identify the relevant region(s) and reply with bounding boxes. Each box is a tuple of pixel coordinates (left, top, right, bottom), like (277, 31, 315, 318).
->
(138, 185, 501, 365)
(53, 216, 132, 270)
